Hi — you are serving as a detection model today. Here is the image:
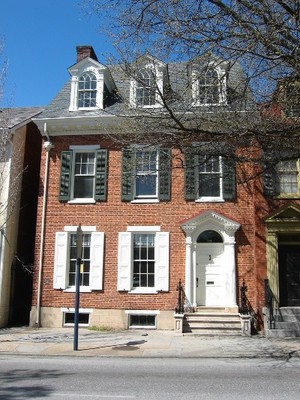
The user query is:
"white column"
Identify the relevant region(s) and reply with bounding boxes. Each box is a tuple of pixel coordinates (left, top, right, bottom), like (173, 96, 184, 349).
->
(185, 236, 193, 305)
(223, 236, 237, 306)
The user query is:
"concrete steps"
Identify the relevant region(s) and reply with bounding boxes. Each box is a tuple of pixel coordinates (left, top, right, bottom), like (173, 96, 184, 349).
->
(183, 307, 242, 335)
(266, 307, 300, 338)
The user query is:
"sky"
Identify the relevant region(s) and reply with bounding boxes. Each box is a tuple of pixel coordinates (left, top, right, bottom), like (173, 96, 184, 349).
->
(0, 0, 114, 108)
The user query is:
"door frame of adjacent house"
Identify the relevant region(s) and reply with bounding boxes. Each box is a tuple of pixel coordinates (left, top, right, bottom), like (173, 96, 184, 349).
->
(181, 210, 240, 309)
(265, 204, 300, 307)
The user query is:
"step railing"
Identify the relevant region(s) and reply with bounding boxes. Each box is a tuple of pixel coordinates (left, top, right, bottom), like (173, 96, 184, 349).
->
(264, 278, 278, 329)
(175, 279, 194, 314)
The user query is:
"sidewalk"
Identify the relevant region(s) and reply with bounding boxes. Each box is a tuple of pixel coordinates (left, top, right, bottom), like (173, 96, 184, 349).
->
(0, 326, 300, 358)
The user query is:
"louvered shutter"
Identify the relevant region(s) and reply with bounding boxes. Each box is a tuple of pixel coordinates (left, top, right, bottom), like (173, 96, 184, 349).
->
(121, 149, 134, 201)
(117, 232, 132, 291)
(158, 148, 171, 200)
(263, 164, 279, 196)
(155, 232, 169, 291)
(184, 148, 196, 200)
(95, 150, 108, 201)
(223, 158, 236, 200)
(89, 232, 104, 290)
(53, 232, 68, 289)
(59, 151, 72, 201)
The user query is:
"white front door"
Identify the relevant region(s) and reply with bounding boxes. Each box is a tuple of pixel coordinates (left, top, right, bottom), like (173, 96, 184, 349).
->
(196, 243, 224, 306)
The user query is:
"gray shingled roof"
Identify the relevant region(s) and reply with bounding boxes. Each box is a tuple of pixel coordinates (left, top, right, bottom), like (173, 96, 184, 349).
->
(0, 107, 43, 129)
(34, 55, 254, 122)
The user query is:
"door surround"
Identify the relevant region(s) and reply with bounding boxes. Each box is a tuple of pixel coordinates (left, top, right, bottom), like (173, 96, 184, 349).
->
(265, 203, 300, 306)
(181, 210, 240, 308)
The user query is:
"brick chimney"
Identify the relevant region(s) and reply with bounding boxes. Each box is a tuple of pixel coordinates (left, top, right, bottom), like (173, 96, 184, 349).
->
(76, 46, 98, 63)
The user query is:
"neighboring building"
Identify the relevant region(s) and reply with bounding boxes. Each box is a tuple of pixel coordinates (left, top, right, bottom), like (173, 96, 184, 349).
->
(0, 108, 42, 327)
(29, 45, 299, 336)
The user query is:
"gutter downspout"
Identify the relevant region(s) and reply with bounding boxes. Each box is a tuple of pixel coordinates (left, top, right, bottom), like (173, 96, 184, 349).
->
(35, 126, 52, 326)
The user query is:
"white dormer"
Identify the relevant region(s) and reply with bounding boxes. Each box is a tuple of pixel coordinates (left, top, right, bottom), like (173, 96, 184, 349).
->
(191, 60, 227, 107)
(68, 56, 115, 111)
(129, 55, 166, 108)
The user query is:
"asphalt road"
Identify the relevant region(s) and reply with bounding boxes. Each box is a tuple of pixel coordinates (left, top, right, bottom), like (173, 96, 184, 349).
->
(1, 355, 299, 399)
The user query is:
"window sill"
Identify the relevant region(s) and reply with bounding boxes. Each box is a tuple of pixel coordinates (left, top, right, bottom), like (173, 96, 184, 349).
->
(129, 288, 158, 294)
(68, 199, 96, 204)
(274, 194, 300, 199)
(195, 198, 224, 203)
(64, 287, 92, 293)
(131, 199, 160, 204)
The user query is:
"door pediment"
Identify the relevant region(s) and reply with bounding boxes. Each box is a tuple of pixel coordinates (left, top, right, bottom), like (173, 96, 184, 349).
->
(265, 204, 300, 232)
(181, 210, 240, 237)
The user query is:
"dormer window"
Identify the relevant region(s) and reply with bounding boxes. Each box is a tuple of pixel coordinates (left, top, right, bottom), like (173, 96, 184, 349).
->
(136, 69, 156, 107)
(130, 58, 165, 108)
(198, 68, 220, 105)
(78, 72, 97, 108)
(68, 53, 116, 112)
(192, 65, 227, 106)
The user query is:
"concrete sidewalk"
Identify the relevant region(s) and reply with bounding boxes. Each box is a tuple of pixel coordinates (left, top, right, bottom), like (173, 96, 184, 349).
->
(0, 327, 300, 359)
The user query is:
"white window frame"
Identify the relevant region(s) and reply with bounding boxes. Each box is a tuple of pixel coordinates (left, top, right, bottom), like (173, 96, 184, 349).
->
(125, 310, 160, 329)
(53, 226, 104, 292)
(68, 145, 100, 204)
(277, 159, 300, 196)
(134, 149, 159, 200)
(69, 63, 105, 111)
(195, 155, 224, 202)
(192, 64, 227, 107)
(130, 63, 164, 108)
(61, 308, 93, 327)
(117, 226, 169, 294)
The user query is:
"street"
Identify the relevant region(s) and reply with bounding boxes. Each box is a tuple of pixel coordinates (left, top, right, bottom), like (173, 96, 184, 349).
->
(0, 355, 299, 399)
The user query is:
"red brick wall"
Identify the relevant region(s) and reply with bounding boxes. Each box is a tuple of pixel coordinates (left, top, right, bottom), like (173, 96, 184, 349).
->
(32, 135, 269, 322)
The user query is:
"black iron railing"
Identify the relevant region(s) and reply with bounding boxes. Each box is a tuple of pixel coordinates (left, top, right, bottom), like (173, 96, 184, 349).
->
(175, 279, 185, 314)
(239, 280, 262, 333)
(264, 278, 277, 329)
(175, 280, 194, 314)
(239, 280, 249, 315)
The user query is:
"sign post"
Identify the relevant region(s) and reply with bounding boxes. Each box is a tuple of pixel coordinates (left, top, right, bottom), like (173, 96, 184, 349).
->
(73, 224, 82, 351)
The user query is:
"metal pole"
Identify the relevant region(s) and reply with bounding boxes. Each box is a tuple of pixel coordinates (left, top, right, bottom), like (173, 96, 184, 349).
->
(73, 224, 82, 351)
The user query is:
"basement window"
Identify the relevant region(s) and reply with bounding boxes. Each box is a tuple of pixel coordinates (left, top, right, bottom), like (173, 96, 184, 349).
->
(128, 314, 156, 329)
(63, 312, 90, 326)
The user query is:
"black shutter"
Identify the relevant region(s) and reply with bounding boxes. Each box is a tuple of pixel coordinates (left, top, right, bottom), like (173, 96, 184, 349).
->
(59, 151, 72, 201)
(95, 150, 108, 201)
(184, 147, 196, 200)
(263, 164, 279, 197)
(222, 157, 236, 200)
(158, 148, 171, 201)
(121, 148, 134, 201)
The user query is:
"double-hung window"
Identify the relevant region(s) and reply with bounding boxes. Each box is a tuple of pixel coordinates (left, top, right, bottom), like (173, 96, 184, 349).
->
(198, 155, 222, 199)
(53, 228, 104, 291)
(59, 146, 107, 203)
(69, 233, 91, 286)
(118, 228, 169, 293)
(136, 69, 156, 107)
(263, 158, 300, 198)
(135, 150, 158, 198)
(78, 72, 97, 108)
(277, 160, 299, 195)
(73, 152, 96, 199)
(192, 65, 227, 106)
(121, 147, 171, 202)
(185, 147, 235, 201)
(133, 234, 155, 288)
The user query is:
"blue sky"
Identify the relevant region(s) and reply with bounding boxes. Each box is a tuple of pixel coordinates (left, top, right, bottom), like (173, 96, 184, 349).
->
(0, 0, 114, 107)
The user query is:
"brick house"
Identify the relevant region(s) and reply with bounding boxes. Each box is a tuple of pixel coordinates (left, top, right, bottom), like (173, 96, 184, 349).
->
(29, 45, 300, 335)
(0, 108, 42, 327)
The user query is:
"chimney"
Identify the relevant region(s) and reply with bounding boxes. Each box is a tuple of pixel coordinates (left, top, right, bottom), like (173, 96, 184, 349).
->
(76, 45, 98, 63)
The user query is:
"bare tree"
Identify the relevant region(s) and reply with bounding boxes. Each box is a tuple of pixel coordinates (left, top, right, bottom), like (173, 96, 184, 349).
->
(83, 0, 300, 178)
(0, 40, 22, 233)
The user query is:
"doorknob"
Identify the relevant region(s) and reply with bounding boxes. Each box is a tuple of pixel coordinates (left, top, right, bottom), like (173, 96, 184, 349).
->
(196, 277, 199, 287)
